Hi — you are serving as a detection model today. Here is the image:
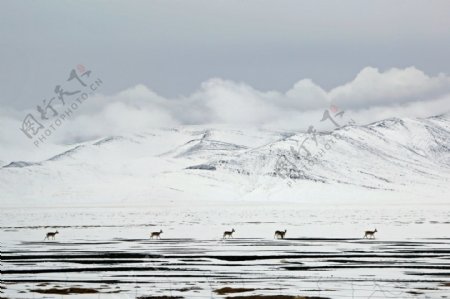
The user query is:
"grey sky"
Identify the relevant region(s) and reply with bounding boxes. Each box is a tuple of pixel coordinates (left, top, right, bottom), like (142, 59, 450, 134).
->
(1, 0, 450, 109)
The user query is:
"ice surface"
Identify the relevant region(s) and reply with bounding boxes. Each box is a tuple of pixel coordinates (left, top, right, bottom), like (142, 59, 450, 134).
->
(1, 204, 449, 298)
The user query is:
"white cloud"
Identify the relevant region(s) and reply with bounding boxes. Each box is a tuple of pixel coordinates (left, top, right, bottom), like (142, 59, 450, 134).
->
(190, 78, 282, 124)
(285, 79, 329, 109)
(329, 67, 450, 108)
(1, 66, 450, 163)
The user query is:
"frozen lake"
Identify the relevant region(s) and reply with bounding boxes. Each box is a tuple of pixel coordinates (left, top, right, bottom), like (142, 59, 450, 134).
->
(1, 203, 449, 298)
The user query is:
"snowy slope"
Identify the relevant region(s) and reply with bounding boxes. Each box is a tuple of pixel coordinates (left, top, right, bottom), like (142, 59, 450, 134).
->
(1, 115, 449, 206)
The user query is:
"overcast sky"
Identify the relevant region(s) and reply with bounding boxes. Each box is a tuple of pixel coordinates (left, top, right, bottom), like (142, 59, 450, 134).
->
(1, 0, 450, 108)
(1, 0, 450, 161)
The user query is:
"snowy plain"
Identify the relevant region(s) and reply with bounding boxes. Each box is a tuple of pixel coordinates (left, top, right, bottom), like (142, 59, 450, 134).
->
(1, 204, 450, 299)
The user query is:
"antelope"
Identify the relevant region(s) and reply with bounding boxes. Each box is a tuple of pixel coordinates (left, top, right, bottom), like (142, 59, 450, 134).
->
(223, 228, 235, 239)
(363, 228, 377, 239)
(274, 229, 287, 239)
(150, 229, 163, 239)
(44, 231, 59, 240)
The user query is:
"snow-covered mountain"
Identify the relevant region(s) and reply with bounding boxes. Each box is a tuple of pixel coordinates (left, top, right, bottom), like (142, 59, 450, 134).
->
(1, 114, 449, 206)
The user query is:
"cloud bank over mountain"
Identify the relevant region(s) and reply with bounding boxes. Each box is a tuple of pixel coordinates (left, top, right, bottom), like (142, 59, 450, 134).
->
(1, 66, 449, 163)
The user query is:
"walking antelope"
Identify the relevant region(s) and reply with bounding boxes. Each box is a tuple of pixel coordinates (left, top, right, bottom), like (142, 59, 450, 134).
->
(150, 229, 163, 239)
(44, 231, 59, 240)
(274, 229, 287, 239)
(363, 228, 377, 239)
(223, 228, 235, 239)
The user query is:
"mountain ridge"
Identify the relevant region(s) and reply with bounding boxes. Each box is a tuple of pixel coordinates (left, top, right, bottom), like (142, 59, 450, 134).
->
(1, 114, 449, 206)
